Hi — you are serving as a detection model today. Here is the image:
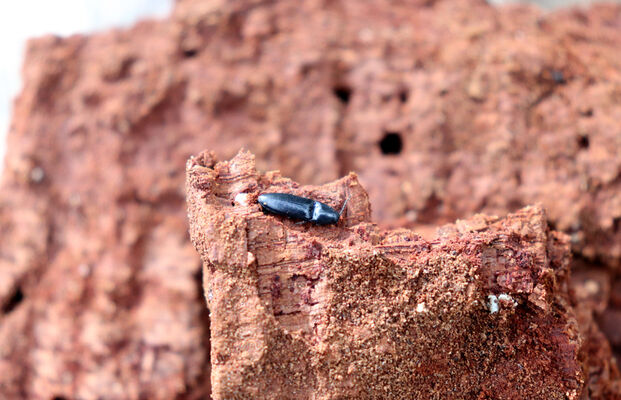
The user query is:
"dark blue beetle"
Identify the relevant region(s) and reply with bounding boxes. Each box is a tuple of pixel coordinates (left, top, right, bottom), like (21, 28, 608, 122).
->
(257, 193, 349, 225)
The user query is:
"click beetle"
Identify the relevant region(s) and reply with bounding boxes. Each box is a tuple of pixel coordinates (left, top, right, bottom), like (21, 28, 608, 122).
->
(257, 193, 350, 225)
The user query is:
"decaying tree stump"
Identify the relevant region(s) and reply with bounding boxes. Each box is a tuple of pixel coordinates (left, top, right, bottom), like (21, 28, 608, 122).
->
(187, 150, 590, 399)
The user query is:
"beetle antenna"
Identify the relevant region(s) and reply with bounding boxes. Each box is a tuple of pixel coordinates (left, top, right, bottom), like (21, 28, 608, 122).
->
(338, 193, 351, 217)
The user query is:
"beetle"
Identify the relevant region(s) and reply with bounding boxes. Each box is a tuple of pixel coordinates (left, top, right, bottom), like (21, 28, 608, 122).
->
(257, 193, 350, 225)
